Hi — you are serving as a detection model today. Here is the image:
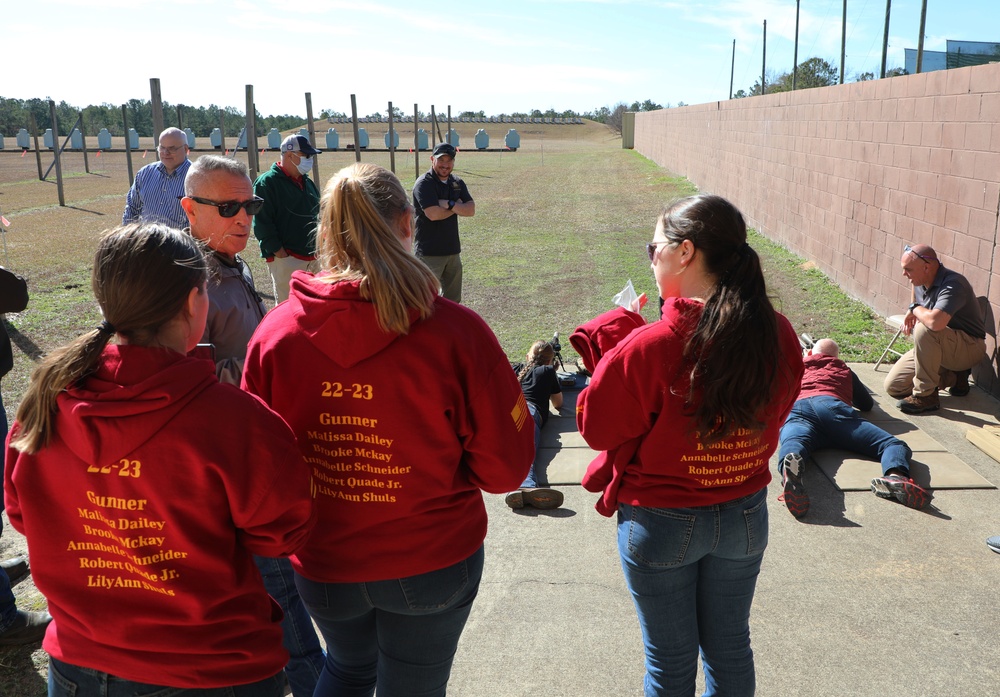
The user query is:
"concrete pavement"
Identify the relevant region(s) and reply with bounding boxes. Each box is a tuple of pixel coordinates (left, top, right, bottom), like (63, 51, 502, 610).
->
(450, 364, 1000, 696)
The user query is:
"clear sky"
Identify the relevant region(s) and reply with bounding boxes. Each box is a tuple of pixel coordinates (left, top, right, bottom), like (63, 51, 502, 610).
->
(5, 0, 997, 117)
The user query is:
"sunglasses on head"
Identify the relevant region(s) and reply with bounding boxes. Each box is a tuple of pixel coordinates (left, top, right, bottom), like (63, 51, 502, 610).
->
(904, 244, 934, 264)
(186, 196, 264, 218)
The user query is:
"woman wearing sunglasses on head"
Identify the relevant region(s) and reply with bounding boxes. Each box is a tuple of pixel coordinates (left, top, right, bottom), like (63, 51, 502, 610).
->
(577, 194, 803, 697)
(242, 162, 534, 697)
(5, 224, 314, 696)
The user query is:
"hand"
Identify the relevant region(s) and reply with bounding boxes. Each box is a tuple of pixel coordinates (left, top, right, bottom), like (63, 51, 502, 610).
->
(902, 311, 917, 336)
(274, 247, 289, 259)
(438, 199, 452, 210)
(629, 293, 648, 313)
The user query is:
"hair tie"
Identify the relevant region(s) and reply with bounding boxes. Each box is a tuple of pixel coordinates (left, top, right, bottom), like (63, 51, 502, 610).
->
(97, 320, 116, 335)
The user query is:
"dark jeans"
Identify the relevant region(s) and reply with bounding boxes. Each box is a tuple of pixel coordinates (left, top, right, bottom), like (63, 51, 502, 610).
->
(47, 657, 284, 697)
(295, 546, 484, 697)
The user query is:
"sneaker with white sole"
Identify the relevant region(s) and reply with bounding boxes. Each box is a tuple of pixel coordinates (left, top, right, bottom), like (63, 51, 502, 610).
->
(871, 473, 932, 510)
(779, 453, 809, 519)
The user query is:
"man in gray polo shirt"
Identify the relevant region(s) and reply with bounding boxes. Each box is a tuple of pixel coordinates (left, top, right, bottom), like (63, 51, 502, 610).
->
(884, 243, 987, 414)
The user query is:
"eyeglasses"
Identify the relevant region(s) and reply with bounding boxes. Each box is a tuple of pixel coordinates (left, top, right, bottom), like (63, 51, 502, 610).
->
(646, 241, 671, 261)
(157, 145, 186, 154)
(904, 244, 934, 264)
(187, 196, 264, 218)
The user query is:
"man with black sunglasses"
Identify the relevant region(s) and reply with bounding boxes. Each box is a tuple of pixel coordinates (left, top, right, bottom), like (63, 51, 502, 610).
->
(884, 243, 987, 414)
(252, 135, 322, 304)
(122, 127, 191, 229)
(179, 155, 325, 696)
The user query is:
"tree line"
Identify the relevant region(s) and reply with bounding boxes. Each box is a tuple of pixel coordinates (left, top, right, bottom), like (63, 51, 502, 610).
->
(0, 97, 308, 138)
(732, 57, 908, 98)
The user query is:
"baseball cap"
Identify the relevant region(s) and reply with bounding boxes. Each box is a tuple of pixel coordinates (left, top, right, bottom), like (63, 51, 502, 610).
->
(432, 143, 457, 158)
(281, 134, 321, 156)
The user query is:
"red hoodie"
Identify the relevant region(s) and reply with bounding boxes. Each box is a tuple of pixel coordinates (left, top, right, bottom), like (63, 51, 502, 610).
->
(578, 297, 803, 510)
(4, 345, 314, 688)
(242, 273, 534, 583)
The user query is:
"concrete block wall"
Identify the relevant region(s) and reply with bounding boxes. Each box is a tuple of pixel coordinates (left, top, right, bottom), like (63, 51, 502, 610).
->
(634, 62, 1000, 392)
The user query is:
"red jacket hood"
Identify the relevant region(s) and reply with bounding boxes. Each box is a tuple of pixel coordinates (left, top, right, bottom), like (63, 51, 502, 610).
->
(54, 345, 217, 466)
(286, 272, 419, 368)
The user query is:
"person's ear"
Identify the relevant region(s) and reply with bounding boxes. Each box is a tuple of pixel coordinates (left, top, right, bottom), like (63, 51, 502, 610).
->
(184, 285, 201, 318)
(180, 196, 196, 224)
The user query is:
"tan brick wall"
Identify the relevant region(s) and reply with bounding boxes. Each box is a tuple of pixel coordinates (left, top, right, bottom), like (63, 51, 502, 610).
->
(634, 62, 1000, 391)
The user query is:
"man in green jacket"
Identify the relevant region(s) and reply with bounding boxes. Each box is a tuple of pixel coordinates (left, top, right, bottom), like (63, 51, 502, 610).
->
(252, 135, 321, 304)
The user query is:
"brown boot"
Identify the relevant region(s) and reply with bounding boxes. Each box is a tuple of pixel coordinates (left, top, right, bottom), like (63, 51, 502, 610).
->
(898, 391, 940, 414)
(950, 369, 972, 397)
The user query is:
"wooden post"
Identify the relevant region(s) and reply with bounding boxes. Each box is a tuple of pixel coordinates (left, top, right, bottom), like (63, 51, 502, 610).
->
(430, 106, 439, 145)
(245, 85, 258, 180)
(176, 104, 184, 131)
(150, 78, 164, 153)
(447, 105, 452, 145)
(387, 101, 396, 174)
(305, 92, 320, 185)
(29, 113, 43, 180)
(350, 94, 361, 163)
(49, 100, 65, 206)
(79, 111, 90, 174)
(218, 109, 227, 152)
(414, 103, 420, 179)
(122, 104, 134, 185)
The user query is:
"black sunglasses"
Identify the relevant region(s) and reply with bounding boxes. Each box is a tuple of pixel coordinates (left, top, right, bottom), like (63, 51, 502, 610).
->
(186, 196, 264, 218)
(646, 241, 671, 261)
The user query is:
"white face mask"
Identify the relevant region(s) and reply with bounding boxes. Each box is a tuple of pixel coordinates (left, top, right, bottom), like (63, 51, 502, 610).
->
(295, 155, 313, 175)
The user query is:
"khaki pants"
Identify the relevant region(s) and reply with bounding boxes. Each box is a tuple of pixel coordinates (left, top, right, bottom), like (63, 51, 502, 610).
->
(419, 253, 463, 304)
(884, 322, 986, 398)
(267, 256, 318, 305)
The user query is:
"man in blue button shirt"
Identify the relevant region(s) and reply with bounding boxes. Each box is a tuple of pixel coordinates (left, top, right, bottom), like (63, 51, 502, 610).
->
(122, 127, 191, 230)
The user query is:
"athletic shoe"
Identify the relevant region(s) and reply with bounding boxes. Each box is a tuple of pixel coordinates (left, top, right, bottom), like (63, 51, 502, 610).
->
(505, 488, 564, 510)
(897, 392, 940, 414)
(950, 370, 972, 397)
(986, 536, 1000, 554)
(871, 473, 932, 509)
(780, 453, 809, 519)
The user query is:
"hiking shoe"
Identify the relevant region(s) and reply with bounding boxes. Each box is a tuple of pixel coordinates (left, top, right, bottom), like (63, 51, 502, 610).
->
(780, 453, 809, 519)
(0, 610, 51, 647)
(504, 490, 526, 509)
(950, 370, 972, 397)
(897, 392, 940, 414)
(871, 474, 933, 510)
(986, 536, 1000, 554)
(506, 488, 564, 510)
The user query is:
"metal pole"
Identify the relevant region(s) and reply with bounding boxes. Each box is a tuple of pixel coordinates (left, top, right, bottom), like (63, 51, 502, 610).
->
(840, 0, 847, 84)
(49, 100, 65, 206)
(880, 0, 891, 79)
(305, 92, 320, 185)
(915, 0, 928, 74)
(150, 78, 164, 153)
(350, 94, 361, 163)
(414, 103, 420, 179)
(388, 101, 396, 174)
(730, 39, 736, 98)
(793, 1, 800, 90)
(29, 113, 43, 180)
(122, 104, 134, 185)
(761, 20, 767, 95)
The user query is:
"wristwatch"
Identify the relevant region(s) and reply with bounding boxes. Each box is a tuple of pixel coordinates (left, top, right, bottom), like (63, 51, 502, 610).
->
(448, 200, 455, 210)
(908, 302, 921, 312)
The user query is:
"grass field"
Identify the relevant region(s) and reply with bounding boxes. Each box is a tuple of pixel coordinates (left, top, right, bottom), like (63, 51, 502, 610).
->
(0, 119, 899, 693)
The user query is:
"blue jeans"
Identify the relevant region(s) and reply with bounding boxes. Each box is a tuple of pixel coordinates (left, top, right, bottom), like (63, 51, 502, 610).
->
(519, 402, 546, 488)
(253, 556, 324, 697)
(777, 396, 912, 475)
(617, 487, 769, 697)
(295, 546, 484, 697)
(48, 657, 284, 697)
(0, 391, 16, 632)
